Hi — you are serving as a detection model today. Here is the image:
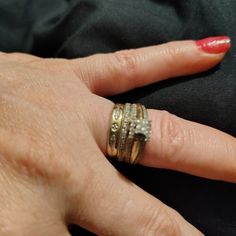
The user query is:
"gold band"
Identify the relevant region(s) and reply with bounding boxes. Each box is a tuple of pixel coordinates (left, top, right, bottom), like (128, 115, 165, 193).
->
(107, 103, 151, 164)
(117, 103, 131, 161)
(129, 104, 144, 164)
(124, 103, 138, 163)
(107, 104, 124, 157)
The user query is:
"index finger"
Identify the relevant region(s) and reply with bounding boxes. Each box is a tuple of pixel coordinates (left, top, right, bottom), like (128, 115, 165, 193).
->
(71, 36, 231, 96)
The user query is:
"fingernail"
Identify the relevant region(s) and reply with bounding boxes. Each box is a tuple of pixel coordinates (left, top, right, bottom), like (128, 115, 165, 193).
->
(196, 36, 231, 54)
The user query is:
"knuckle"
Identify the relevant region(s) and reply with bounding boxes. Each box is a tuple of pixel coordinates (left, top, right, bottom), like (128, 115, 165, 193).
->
(142, 205, 180, 236)
(160, 42, 181, 77)
(113, 49, 138, 75)
(162, 42, 183, 60)
(156, 111, 185, 164)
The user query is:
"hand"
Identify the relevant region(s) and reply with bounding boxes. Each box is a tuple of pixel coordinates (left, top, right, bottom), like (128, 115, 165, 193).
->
(0, 37, 234, 236)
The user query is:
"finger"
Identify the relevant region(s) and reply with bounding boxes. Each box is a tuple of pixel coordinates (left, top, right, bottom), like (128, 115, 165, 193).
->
(140, 109, 236, 182)
(68, 149, 203, 236)
(93, 101, 236, 183)
(70, 36, 231, 96)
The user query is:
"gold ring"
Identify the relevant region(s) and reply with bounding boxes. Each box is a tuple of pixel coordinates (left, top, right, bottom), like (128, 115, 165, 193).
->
(107, 103, 151, 164)
(107, 104, 124, 157)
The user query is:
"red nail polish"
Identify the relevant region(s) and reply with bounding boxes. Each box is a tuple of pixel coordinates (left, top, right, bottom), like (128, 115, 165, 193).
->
(196, 36, 231, 54)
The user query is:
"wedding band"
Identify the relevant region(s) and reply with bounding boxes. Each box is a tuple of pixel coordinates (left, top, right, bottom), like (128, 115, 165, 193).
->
(117, 103, 131, 161)
(107, 104, 124, 157)
(107, 103, 151, 164)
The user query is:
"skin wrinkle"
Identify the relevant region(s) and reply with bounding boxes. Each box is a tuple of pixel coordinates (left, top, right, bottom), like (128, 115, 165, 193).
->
(148, 111, 185, 166)
(76, 56, 102, 93)
(160, 112, 185, 163)
(142, 206, 176, 236)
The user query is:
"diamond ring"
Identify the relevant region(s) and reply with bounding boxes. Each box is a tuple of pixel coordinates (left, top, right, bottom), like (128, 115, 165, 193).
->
(107, 103, 151, 164)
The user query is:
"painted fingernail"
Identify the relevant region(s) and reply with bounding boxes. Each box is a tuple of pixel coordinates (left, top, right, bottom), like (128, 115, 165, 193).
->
(196, 36, 231, 54)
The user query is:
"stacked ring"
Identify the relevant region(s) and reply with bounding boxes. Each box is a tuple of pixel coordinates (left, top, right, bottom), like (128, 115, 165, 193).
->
(107, 104, 124, 157)
(107, 103, 151, 164)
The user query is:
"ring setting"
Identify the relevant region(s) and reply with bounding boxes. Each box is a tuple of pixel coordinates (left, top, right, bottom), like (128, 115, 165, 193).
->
(107, 103, 151, 164)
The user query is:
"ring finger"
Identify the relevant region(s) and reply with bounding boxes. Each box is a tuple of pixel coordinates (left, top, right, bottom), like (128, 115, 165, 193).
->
(77, 36, 236, 182)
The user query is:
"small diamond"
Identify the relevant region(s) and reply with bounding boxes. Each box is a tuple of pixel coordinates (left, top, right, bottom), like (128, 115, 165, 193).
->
(134, 118, 151, 141)
(111, 123, 119, 132)
(114, 108, 121, 120)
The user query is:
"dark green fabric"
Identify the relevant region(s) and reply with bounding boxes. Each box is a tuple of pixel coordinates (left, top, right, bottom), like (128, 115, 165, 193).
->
(0, 1, 236, 235)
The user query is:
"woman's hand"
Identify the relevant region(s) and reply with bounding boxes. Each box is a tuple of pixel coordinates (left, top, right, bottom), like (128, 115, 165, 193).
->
(0, 37, 234, 236)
